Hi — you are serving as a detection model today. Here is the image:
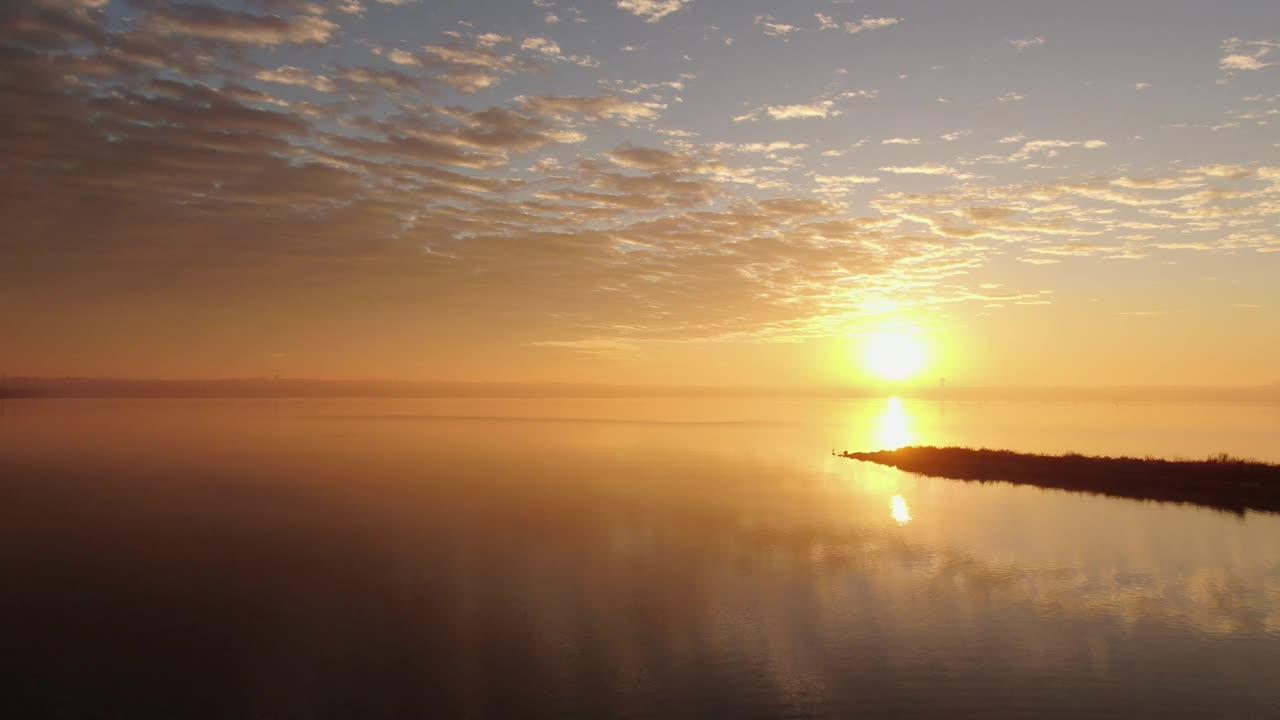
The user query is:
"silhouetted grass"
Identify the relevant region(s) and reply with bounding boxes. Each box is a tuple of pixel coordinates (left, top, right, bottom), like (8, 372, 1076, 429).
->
(838, 446, 1280, 515)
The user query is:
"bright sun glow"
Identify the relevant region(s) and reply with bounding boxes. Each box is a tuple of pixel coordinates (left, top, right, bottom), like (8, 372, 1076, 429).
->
(862, 331, 928, 381)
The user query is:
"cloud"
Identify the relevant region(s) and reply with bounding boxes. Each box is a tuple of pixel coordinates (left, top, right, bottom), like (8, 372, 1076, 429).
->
(8, 3, 1280, 371)
(520, 36, 598, 67)
(822, 16, 902, 35)
(997, 92, 1026, 102)
(1009, 36, 1045, 50)
(1220, 54, 1271, 71)
(615, 0, 688, 23)
(846, 16, 901, 34)
(143, 4, 338, 45)
(599, 77, 690, 96)
(385, 48, 422, 66)
(362, 105, 586, 158)
(1219, 38, 1277, 71)
(734, 91, 874, 122)
(812, 174, 881, 194)
(255, 66, 336, 93)
(737, 100, 840, 121)
(521, 36, 562, 56)
(814, 175, 880, 185)
(882, 137, 921, 145)
(339, 66, 425, 94)
(422, 40, 525, 71)
(1008, 138, 1107, 161)
(414, 34, 538, 93)
(520, 94, 664, 123)
(871, 163, 1280, 267)
(754, 15, 798, 37)
(879, 163, 959, 176)
(1029, 242, 1108, 257)
(1110, 176, 1205, 190)
(609, 144, 698, 171)
(475, 32, 512, 47)
(738, 141, 808, 153)
(437, 68, 502, 93)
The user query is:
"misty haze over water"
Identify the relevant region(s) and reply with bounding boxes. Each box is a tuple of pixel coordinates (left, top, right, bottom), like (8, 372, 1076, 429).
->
(2, 397, 1278, 718)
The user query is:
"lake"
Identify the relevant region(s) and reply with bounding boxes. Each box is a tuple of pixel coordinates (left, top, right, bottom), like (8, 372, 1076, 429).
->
(2, 397, 1278, 718)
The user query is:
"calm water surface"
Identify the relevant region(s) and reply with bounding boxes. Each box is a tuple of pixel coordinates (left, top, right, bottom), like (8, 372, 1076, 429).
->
(2, 398, 1278, 718)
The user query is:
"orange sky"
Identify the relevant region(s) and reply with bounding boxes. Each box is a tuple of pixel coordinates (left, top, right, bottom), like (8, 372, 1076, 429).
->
(2, 0, 1277, 386)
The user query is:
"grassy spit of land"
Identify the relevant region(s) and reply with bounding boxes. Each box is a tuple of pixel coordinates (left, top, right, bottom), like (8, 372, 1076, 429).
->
(839, 446, 1280, 515)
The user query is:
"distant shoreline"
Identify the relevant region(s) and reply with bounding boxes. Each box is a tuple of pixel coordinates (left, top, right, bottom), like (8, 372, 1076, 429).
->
(840, 446, 1280, 515)
(1, 378, 1278, 402)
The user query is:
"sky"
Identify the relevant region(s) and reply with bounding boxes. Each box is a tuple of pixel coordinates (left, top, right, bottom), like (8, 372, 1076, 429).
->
(1, 0, 1278, 386)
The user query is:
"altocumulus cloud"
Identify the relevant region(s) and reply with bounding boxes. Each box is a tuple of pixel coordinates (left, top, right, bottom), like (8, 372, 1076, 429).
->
(2, 0, 1279, 367)
(616, 0, 689, 24)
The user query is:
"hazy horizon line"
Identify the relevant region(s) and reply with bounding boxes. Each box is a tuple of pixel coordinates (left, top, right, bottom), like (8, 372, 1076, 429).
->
(2, 376, 1279, 401)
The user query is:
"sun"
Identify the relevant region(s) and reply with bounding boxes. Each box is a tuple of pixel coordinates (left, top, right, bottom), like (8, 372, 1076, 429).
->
(862, 331, 928, 382)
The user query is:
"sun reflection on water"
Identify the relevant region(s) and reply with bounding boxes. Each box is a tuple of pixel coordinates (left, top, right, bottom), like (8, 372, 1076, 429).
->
(891, 495, 912, 525)
(875, 396, 914, 449)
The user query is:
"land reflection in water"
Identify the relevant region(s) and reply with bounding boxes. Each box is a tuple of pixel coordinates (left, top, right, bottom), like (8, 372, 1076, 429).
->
(1, 398, 1278, 718)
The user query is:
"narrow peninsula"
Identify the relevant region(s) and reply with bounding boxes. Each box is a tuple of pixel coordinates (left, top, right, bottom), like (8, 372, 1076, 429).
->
(839, 446, 1280, 515)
